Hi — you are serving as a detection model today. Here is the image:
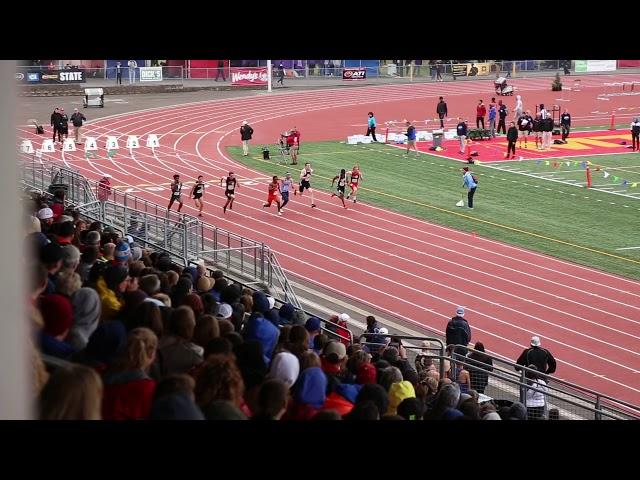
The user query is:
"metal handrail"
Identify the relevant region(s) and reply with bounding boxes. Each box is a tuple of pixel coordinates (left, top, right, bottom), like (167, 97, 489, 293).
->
(448, 344, 640, 418)
(19, 155, 300, 308)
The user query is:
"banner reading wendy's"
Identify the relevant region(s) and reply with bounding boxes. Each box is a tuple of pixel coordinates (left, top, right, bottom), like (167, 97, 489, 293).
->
(231, 67, 268, 86)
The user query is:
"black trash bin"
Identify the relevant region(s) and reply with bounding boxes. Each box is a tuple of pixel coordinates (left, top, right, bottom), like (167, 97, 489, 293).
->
(262, 147, 270, 160)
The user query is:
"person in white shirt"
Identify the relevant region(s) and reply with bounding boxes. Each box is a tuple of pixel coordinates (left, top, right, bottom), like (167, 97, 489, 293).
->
(128, 59, 138, 84)
(514, 95, 523, 120)
(525, 364, 548, 420)
(299, 162, 316, 208)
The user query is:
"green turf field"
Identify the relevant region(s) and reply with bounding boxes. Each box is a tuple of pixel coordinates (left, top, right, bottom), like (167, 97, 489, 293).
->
(227, 140, 640, 280)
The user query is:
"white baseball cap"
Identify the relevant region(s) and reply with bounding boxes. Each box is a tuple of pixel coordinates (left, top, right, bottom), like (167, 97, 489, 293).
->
(103, 174, 112, 178)
(338, 313, 350, 322)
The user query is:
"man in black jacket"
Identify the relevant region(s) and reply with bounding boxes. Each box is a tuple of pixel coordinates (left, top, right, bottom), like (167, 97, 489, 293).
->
(506, 121, 518, 159)
(70, 108, 86, 144)
(560, 109, 571, 141)
(456, 118, 468, 154)
(436, 96, 448, 128)
(240, 121, 254, 156)
(515, 336, 557, 375)
(497, 101, 508, 135)
(50, 107, 62, 143)
(445, 307, 471, 349)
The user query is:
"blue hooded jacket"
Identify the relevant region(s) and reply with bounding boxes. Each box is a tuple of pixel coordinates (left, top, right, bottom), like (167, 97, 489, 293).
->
(293, 367, 327, 408)
(243, 313, 279, 364)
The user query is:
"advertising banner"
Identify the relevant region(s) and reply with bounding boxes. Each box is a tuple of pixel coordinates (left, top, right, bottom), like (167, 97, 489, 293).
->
(139, 67, 163, 82)
(575, 60, 616, 72)
(342, 68, 367, 80)
(231, 67, 268, 86)
(452, 62, 492, 77)
(16, 69, 85, 84)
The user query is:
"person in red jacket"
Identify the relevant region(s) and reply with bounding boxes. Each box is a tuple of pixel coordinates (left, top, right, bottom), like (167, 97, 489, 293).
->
(102, 327, 158, 420)
(50, 189, 65, 221)
(476, 99, 487, 129)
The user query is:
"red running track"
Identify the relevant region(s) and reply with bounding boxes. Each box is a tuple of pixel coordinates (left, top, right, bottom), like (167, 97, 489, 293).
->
(19, 74, 640, 406)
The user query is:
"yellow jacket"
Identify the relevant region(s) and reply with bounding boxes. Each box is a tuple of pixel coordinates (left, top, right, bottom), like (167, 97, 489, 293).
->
(96, 276, 124, 322)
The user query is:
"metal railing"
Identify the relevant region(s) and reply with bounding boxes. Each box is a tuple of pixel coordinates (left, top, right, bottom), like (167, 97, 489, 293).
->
(19, 155, 301, 308)
(447, 345, 640, 420)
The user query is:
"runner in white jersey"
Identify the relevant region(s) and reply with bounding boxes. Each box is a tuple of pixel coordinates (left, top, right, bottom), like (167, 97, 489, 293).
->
(299, 162, 316, 208)
(279, 172, 296, 212)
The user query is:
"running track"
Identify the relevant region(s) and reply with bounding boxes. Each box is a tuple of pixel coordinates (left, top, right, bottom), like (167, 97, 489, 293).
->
(19, 74, 640, 406)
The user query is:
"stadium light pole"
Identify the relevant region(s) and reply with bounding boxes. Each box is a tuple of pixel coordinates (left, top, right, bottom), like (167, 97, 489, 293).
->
(267, 59, 272, 93)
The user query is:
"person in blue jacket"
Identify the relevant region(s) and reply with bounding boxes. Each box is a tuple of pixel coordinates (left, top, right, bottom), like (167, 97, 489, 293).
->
(405, 120, 418, 156)
(366, 112, 378, 142)
(462, 166, 478, 209)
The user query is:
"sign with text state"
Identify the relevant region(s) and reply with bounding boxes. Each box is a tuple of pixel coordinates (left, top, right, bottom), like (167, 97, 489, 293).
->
(16, 69, 85, 84)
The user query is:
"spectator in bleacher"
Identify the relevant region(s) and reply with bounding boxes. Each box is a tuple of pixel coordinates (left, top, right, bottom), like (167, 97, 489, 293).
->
(459, 396, 481, 420)
(445, 306, 471, 350)
(352, 383, 389, 419)
(127, 300, 164, 339)
(39, 364, 103, 420)
(278, 302, 295, 326)
(320, 341, 350, 380)
(346, 349, 370, 377)
(424, 382, 462, 420)
(267, 351, 300, 388)
(96, 265, 128, 321)
(286, 366, 327, 420)
(379, 366, 403, 392)
(38, 293, 77, 359)
(397, 397, 425, 420)
(113, 241, 131, 266)
(56, 221, 74, 246)
(55, 270, 81, 297)
(305, 316, 322, 348)
(102, 243, 116, 263)
(507, 401, 528, 421)
(313, 333, 329, 355)
(515, 336, 557, 376)
(215, 303, 233, 321)
(196, 275, 212, 294)
(251, 379, 289, 420)
(50, 190, 65, 221)
(102, 327, 158, 420)
(40, 242, 64, 294)
(243, 291, 280, 364)
(450, 358, 471, 394)
(195, 354, 248, 415)
(157, 306, 203, 376)
(475, 99, 486, 129)
(73, 320, 127, 374)
(60, 245, 81, 273)
(356, 362, 377, 385)
(382, 346, 414, 378)
(525, 365, 548, 420)
(150, 393, 205, 420)
(285, 325, 310, 361)
(192, 315, 220, 349)
(466, 341, 493, 394)
(183, 293, 205, 319)
(387, 381, 416, 415)
(170, 277, 192, 308)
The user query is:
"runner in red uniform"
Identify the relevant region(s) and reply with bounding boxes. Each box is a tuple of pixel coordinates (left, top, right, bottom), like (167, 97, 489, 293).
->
(346, 165, 363, 203)
(263, 175, 282, 215)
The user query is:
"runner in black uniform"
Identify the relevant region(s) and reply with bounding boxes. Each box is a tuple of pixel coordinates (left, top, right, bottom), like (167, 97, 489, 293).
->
(190, 175, 205, 216)
(167, 174, 184, 212)
(299, 162, 316, 208)
(331, 168, 348, 209)
(220, 171, 238, 214)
